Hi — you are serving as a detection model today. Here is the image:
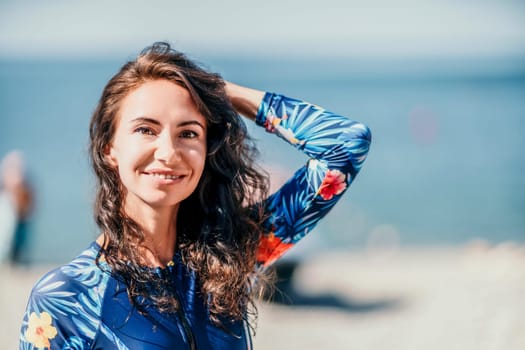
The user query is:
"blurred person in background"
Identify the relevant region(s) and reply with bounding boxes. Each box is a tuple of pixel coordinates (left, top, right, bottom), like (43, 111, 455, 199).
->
(19, 42, 370, 349)
(0, 151, 34, 265)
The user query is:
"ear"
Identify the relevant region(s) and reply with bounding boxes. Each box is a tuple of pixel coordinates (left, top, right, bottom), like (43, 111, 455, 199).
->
(103, 144, 118, 167)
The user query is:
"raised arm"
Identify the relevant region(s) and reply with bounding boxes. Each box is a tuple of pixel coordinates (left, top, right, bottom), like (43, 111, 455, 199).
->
(226, 82, 371, 268)
(224, 82, 265, 121)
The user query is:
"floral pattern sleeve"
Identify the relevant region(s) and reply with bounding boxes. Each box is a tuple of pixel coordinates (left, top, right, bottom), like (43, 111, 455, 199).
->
(19, 246, 111, 350)
(255, 93, 371, 267)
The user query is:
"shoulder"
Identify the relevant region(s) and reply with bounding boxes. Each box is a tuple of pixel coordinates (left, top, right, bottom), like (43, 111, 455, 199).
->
(21, 243, 110, 348)
(30, 242, 108, 300)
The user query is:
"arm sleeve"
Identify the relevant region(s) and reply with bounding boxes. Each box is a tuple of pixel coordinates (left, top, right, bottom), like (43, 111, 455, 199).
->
(19, 251, 109, 350)
(255, 92, 371, 267)
(19, 271, 91, 349)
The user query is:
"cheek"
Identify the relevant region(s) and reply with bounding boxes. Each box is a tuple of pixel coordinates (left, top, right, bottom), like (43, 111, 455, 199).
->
(115, 163, 136, 191)
(114, 147, 150, 180)
(195, 153, 207, 175)
(187, 147, 207, 177)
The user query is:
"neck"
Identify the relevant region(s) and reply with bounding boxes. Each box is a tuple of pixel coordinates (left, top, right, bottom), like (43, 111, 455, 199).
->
(125, 200, 180, 267)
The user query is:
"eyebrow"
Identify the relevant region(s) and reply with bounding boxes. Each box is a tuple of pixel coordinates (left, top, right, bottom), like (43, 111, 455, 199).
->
(130, 117, 205, 129)
(131, 117, 161, 126)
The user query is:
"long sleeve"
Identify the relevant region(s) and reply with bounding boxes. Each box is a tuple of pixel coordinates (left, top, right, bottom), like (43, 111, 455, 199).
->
(255, 92, 371, 267)
(19, 246, 108, 350)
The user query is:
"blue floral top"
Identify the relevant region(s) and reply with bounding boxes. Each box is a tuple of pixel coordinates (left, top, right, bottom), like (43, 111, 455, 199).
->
(19, 92, 371, 350)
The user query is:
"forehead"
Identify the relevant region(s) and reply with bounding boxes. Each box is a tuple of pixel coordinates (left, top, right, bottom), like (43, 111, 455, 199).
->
(117, 79, 206, 125)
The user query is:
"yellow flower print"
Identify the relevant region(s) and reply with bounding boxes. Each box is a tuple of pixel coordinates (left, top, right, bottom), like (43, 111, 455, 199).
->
(24, 311, 58, 349)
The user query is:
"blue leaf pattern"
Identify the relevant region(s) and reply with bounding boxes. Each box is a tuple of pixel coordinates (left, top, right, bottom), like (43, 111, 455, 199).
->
(62, 336, 89, 350)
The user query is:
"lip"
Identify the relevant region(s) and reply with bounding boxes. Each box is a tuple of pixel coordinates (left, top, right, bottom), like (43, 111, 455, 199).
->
(142, 168, 187, 185)
(143, 168, 181, 175)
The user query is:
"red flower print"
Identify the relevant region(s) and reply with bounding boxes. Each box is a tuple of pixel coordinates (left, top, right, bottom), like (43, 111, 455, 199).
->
(257, 232, 293, 266)
(318, 169, 347, 200)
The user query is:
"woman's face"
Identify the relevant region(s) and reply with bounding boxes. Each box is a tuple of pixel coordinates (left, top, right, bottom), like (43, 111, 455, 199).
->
(106, 79, 207, 212)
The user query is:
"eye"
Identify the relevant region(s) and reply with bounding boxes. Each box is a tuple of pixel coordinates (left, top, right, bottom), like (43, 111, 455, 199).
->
(180, 130, 199, 139)
(135, 127, 156, 136)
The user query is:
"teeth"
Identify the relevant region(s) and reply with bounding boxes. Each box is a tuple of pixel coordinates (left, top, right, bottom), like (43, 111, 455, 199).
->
(150, 173, 180, 180)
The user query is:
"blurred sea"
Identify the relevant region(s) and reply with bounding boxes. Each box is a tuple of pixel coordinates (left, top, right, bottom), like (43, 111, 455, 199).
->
(1, 56, 524, 264)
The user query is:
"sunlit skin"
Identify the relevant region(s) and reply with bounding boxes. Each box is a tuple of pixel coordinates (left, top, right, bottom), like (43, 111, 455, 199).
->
(100, 80, 207, 266)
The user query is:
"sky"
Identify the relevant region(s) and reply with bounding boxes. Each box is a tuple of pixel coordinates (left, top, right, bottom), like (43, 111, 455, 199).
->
(1, 0, 525, 59)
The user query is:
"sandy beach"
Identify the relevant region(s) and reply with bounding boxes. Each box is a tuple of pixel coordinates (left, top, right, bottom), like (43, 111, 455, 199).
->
(3, 241, 524, 349)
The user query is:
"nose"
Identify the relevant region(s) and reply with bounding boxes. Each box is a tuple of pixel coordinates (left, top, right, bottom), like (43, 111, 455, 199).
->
(154, 132, 181, 165)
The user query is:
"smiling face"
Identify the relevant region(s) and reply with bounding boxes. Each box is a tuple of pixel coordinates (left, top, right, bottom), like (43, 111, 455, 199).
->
(106, 79, 207, 213)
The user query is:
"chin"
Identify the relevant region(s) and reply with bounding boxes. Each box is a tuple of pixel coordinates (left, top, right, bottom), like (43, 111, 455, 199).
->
(143, 193, 189, 208)
(144, 198, 180, 208)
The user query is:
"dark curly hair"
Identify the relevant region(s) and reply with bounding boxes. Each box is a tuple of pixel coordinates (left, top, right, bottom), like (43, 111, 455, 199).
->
(89, 42, 270, 327)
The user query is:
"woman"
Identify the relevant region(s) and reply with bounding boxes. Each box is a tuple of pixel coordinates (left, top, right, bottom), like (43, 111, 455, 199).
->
(19, 42, 371, 349)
